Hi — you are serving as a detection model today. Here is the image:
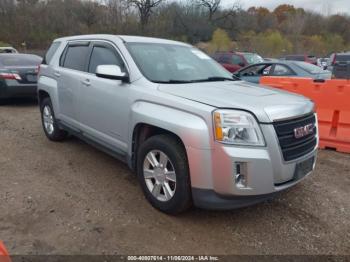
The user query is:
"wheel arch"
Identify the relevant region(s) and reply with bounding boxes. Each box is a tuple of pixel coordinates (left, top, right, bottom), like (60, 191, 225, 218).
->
(128, 101, 212, 171)
(131, 123, 187, 170)
(38, 89, 50, 104)
(37, 76, 60, 116)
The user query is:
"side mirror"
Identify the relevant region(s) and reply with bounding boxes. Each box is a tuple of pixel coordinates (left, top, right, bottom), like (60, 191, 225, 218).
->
(96, 65, 129, 82)
(238, 62, 245, 67)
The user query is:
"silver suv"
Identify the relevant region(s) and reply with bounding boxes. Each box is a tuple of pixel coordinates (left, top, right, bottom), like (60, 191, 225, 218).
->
(38, 35, 318, 214)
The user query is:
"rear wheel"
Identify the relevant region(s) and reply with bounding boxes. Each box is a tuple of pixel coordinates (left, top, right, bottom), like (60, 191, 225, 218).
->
(137, 134, 192, 214)
(40, 97, 67, 141)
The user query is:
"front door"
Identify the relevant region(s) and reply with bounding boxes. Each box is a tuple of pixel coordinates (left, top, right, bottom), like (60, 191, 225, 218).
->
(78, 42, 130, 153)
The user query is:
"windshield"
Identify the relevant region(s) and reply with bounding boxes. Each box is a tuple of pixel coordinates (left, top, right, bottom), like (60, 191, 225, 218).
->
(293, 61, 326, 74)
(243, 53, 264, 64)
(126, 42, 233, 83)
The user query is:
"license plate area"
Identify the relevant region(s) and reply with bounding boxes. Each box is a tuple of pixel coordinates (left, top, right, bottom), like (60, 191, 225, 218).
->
(294, 157, 315, 181)
(26, 74, 37, 83)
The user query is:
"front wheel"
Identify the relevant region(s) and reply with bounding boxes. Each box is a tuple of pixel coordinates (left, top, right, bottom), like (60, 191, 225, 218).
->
(137, 134, 192, 214)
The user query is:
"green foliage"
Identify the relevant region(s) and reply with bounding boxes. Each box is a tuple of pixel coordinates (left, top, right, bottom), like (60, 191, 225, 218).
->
(238, 30, 293, 57)
(0, 41, 10, 47)
(262, 31, 293, 56)
(208, 28, 232, 53)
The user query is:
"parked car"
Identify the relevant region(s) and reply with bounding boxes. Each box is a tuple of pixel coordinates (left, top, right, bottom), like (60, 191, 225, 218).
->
(38, 35, 318, 214)
(0, 54, 42, 102)
(234, 61, 331, 84)
(285, 54, 317, 65)
(0, 46, 18, 54)
(327, 52, 350, 77)
(212, 51, 264, 73)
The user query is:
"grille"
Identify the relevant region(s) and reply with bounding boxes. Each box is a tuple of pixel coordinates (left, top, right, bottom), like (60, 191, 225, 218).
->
(273, 114, 317, 161)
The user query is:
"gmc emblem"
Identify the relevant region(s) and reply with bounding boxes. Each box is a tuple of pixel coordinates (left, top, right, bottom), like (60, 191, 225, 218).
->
(294, 124, 314, 139)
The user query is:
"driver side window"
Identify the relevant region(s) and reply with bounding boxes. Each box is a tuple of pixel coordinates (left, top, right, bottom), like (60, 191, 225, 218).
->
(241, 64, 268, 76)
(88, 45, 124, 74)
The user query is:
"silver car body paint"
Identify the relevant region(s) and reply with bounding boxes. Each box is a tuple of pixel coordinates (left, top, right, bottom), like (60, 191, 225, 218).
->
(38, 35, 318, 209)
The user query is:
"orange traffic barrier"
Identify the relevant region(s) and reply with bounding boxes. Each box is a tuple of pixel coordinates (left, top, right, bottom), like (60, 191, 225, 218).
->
(0, 241, 11, 262)
(260, 77, 350, 154)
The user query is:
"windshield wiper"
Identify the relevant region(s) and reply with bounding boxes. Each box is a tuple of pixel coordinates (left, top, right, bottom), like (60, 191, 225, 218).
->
(192, 76, 238, 82)
(155, 80, 194, 84)
(155, 76, 239, 84)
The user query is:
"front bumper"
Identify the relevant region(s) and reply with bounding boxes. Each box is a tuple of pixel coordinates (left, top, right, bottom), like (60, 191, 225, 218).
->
(188, 123, 318, 209)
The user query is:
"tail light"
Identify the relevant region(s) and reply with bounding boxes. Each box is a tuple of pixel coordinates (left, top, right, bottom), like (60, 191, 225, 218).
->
(36, 65, 40, 75)
(332, 54, 337, 65)
(0, 72, 22, 80)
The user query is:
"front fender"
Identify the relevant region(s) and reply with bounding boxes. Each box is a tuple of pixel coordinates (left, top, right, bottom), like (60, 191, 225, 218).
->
(130, 101, 212, 151)
(129, 101, 214, 189)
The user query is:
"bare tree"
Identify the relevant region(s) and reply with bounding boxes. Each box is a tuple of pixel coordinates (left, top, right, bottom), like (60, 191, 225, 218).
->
(195, 0, 221, 21)
(127, 0, 165, 30)
(78, 0, 102, 30)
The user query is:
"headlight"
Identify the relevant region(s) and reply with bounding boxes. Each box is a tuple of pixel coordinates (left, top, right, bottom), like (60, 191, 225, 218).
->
(213, 110, 265, 146)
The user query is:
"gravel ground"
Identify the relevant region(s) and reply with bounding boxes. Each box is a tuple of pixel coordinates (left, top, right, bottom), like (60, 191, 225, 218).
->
(0, 99, 349, 256)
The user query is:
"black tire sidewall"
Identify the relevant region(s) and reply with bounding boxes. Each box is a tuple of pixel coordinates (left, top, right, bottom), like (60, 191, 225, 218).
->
(40, 97, 66, 141)
(137, 135, 192, 214)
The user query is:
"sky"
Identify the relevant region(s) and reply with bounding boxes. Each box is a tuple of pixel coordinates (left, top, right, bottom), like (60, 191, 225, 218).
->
(221, 0, 350, 15)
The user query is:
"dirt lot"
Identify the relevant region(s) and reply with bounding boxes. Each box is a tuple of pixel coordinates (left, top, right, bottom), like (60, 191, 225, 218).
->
(0, 99, 349, 256)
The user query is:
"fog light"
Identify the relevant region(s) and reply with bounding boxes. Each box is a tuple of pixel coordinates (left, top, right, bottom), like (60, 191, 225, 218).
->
(234, 162, 248, 188)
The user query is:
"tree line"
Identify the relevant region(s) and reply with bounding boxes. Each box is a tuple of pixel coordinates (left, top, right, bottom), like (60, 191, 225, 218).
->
(0, 0, 349, 57)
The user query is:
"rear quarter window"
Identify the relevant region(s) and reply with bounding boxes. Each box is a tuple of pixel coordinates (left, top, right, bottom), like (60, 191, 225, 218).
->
(43, 42, 61, 65)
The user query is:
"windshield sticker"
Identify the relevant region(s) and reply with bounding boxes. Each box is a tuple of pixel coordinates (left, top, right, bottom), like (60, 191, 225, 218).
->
(191, 50, 211, 60)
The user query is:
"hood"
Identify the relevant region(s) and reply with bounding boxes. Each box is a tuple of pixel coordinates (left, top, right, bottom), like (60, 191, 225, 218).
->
(158, 80, 314, 123)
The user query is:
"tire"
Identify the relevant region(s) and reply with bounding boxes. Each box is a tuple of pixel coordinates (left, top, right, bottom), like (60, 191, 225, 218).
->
(137, 134, 192, 214)
(40, 97, 68, 141)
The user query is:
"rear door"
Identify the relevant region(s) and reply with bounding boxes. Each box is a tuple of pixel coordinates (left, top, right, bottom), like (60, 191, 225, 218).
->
(56, 42, 90, 129)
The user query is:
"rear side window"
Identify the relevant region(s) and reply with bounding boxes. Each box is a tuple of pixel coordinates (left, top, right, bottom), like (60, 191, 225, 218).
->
(43, 42, 61, 65)
(243, 53, 264, 64)
(218, 54, 231, 64)
(232, 54, 244, 65)
(272, 64, 294, 76)
(88, 46, 124, 73)
(62, 45, 90, 71)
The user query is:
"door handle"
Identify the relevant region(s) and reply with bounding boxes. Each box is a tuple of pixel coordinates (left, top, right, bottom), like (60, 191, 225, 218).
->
(82, 79, 91, 86)
(54, 71, 61, 77)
